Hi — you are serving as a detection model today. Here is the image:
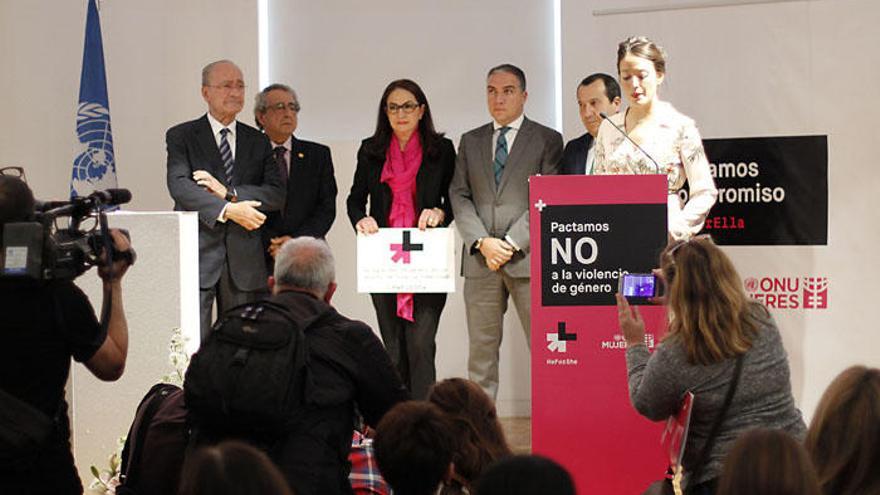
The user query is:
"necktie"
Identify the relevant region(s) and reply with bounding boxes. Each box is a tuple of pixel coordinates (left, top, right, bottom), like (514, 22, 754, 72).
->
(494, 126, 510, 186)
(219, 128, 234, 186)
(274, 146, 289, 184)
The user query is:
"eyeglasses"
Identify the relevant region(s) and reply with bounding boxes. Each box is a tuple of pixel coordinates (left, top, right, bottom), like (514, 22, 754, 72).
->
(386, 101, 420, 114)
(267, 102, 301, 113)
(207, 82, 246, 92)
(0, 166, 26, 182)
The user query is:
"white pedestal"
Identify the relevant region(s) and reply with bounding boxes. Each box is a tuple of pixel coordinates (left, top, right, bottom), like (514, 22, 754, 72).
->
(69, 211, 199, 487)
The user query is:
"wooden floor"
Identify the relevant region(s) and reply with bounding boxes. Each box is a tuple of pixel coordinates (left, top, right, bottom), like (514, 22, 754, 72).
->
(499, 416, 531, 454)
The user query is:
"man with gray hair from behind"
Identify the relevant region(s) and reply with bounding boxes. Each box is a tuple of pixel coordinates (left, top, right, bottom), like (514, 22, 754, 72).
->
(266, 237, 408, 495)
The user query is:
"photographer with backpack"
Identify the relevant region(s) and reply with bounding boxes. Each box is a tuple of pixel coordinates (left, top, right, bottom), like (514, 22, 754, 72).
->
(185, 236, 408, 495)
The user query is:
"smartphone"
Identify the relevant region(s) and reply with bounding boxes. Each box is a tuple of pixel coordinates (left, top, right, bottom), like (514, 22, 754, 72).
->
(618, 273, 658, 302)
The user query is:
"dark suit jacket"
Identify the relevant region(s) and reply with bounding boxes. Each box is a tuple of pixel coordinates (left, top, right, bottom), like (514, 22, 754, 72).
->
(166, 114, 284, 291)
(449, 116, 563, 278)
(561, 132, 593, 175)
(263, 136, 338, 241)
(346, 136, 456, 229)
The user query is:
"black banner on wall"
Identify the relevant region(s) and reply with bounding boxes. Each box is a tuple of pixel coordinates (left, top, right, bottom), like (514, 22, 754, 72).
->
(697, 135, 828, 246)
(540, 203, 666, 306)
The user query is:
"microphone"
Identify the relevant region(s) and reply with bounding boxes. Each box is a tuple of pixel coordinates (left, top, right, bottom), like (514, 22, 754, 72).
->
(89, 188, 132, 206)
(599, 112, 661, 174)
(35, 188, 132, 216)
(34, 200, 70, 212)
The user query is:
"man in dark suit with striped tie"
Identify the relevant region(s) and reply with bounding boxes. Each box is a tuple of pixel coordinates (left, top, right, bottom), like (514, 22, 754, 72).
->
(560, 73, 621, 175)
(166, 60, 284, 340)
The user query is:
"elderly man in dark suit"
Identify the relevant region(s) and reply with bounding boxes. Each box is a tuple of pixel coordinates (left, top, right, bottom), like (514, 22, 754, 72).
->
(449, 64, 562, 399)
(254, 83, 337, 261)
(166, 60, 284, 340)
(560, 73, 621, 175)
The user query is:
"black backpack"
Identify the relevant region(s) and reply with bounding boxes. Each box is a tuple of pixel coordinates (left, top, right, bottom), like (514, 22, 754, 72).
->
(116, 383, 188, 495)
(184, 300, 310, 433)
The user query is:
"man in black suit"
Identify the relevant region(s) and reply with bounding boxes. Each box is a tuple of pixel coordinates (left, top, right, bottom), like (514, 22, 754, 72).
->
(560, 73, 621, 175)
(166, 60, 284, 340)
(254, 84, 337, 260)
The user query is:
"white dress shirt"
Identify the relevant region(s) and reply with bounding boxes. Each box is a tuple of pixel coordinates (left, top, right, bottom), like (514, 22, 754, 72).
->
(207, 112, 237, 159)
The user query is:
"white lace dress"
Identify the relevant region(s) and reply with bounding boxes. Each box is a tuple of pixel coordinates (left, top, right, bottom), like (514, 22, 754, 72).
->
(594, 102, 718, 240)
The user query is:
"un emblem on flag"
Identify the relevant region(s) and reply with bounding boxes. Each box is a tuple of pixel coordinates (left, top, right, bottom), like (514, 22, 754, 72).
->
(72, 101, 116, 196)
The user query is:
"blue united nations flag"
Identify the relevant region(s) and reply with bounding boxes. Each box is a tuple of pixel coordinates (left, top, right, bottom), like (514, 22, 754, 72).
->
(71, 0, 117, 199)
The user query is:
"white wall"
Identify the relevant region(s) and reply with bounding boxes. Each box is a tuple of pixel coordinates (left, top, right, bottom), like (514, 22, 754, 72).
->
(268, 0, 560, 416)
(0, 0, 259, 211)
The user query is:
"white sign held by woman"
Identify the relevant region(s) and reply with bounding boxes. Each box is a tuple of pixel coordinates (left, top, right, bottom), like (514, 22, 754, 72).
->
(356, 227, 455, 293)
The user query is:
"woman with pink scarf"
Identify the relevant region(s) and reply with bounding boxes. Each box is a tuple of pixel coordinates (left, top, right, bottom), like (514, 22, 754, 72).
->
(346, 79, 456, 399)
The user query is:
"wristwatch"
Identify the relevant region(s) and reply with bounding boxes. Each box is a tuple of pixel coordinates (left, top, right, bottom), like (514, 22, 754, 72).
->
(472, 237, 484, 254)
(225, 190, 238, 203)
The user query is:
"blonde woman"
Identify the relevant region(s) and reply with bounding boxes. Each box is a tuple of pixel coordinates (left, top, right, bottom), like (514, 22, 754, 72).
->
(617, 237, 804, 494)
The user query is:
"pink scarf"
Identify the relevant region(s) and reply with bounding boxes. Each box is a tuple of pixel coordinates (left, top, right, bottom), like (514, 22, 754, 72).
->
(381, 133, 422, 322)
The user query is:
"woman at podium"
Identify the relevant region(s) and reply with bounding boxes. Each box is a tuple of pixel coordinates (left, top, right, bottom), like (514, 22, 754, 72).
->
(346, 79, 456, 400)
(594, 36, 717, 240)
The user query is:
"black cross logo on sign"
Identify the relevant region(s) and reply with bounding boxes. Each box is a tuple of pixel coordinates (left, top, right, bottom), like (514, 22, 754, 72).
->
(557, 321, 577, 341)
(402, 231, 423, 252)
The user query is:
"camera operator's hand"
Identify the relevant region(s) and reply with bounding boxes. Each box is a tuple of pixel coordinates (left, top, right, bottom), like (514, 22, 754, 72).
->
(225, 200, 266, 231)
(89, 228, 132, 381)
(98, 229, 133, 283)
(192, 170, 227, 200)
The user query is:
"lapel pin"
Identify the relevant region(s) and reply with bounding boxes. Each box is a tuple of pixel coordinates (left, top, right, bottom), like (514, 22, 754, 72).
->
(297, 152, 304, 159)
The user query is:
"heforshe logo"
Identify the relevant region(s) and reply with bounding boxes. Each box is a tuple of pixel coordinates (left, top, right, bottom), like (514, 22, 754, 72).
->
(743, 276, 829, 310)
(547, 321, 577, 353)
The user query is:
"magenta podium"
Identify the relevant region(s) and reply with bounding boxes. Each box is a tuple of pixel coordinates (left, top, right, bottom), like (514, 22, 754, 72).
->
(529, 174, 669, 494)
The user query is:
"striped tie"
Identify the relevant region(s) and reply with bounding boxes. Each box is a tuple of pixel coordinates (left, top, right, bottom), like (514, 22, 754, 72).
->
(494, 126, 510, 186)
(219, 128, 234, 186)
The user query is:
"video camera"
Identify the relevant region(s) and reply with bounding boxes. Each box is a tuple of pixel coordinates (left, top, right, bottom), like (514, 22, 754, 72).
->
(1, 188, 136, 281)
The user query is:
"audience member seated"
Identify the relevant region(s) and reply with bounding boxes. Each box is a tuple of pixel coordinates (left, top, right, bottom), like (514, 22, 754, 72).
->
(374, 401, 456, 495)
(178, 440, 294, 495)
(716, 428, 821, 495)
(427, 378, 513, 494)
(473, 455, 575, 495)
(617, 236, 806, 494)
(186, 237, 408, 495)
(804, 365, 880, 495)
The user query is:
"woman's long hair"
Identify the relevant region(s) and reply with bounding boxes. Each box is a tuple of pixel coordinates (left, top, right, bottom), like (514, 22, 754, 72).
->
(366, 78, 444, 159)
(804, 365, 880, 495)
(178, 440, 293, 495)
(716, 428, 821, 495)
(661, 236, 763, 365)
(427, 378, 513, 487)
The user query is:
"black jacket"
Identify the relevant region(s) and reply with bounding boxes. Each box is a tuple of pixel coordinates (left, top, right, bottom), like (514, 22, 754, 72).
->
(272, 290, 408, 495)
(346, 136, 456, 229)
(263, 135, 338, 241)
(560, 132, 593, 175)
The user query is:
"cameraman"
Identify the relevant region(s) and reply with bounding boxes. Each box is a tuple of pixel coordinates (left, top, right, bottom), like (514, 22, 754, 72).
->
(0, 175, 133, 494)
